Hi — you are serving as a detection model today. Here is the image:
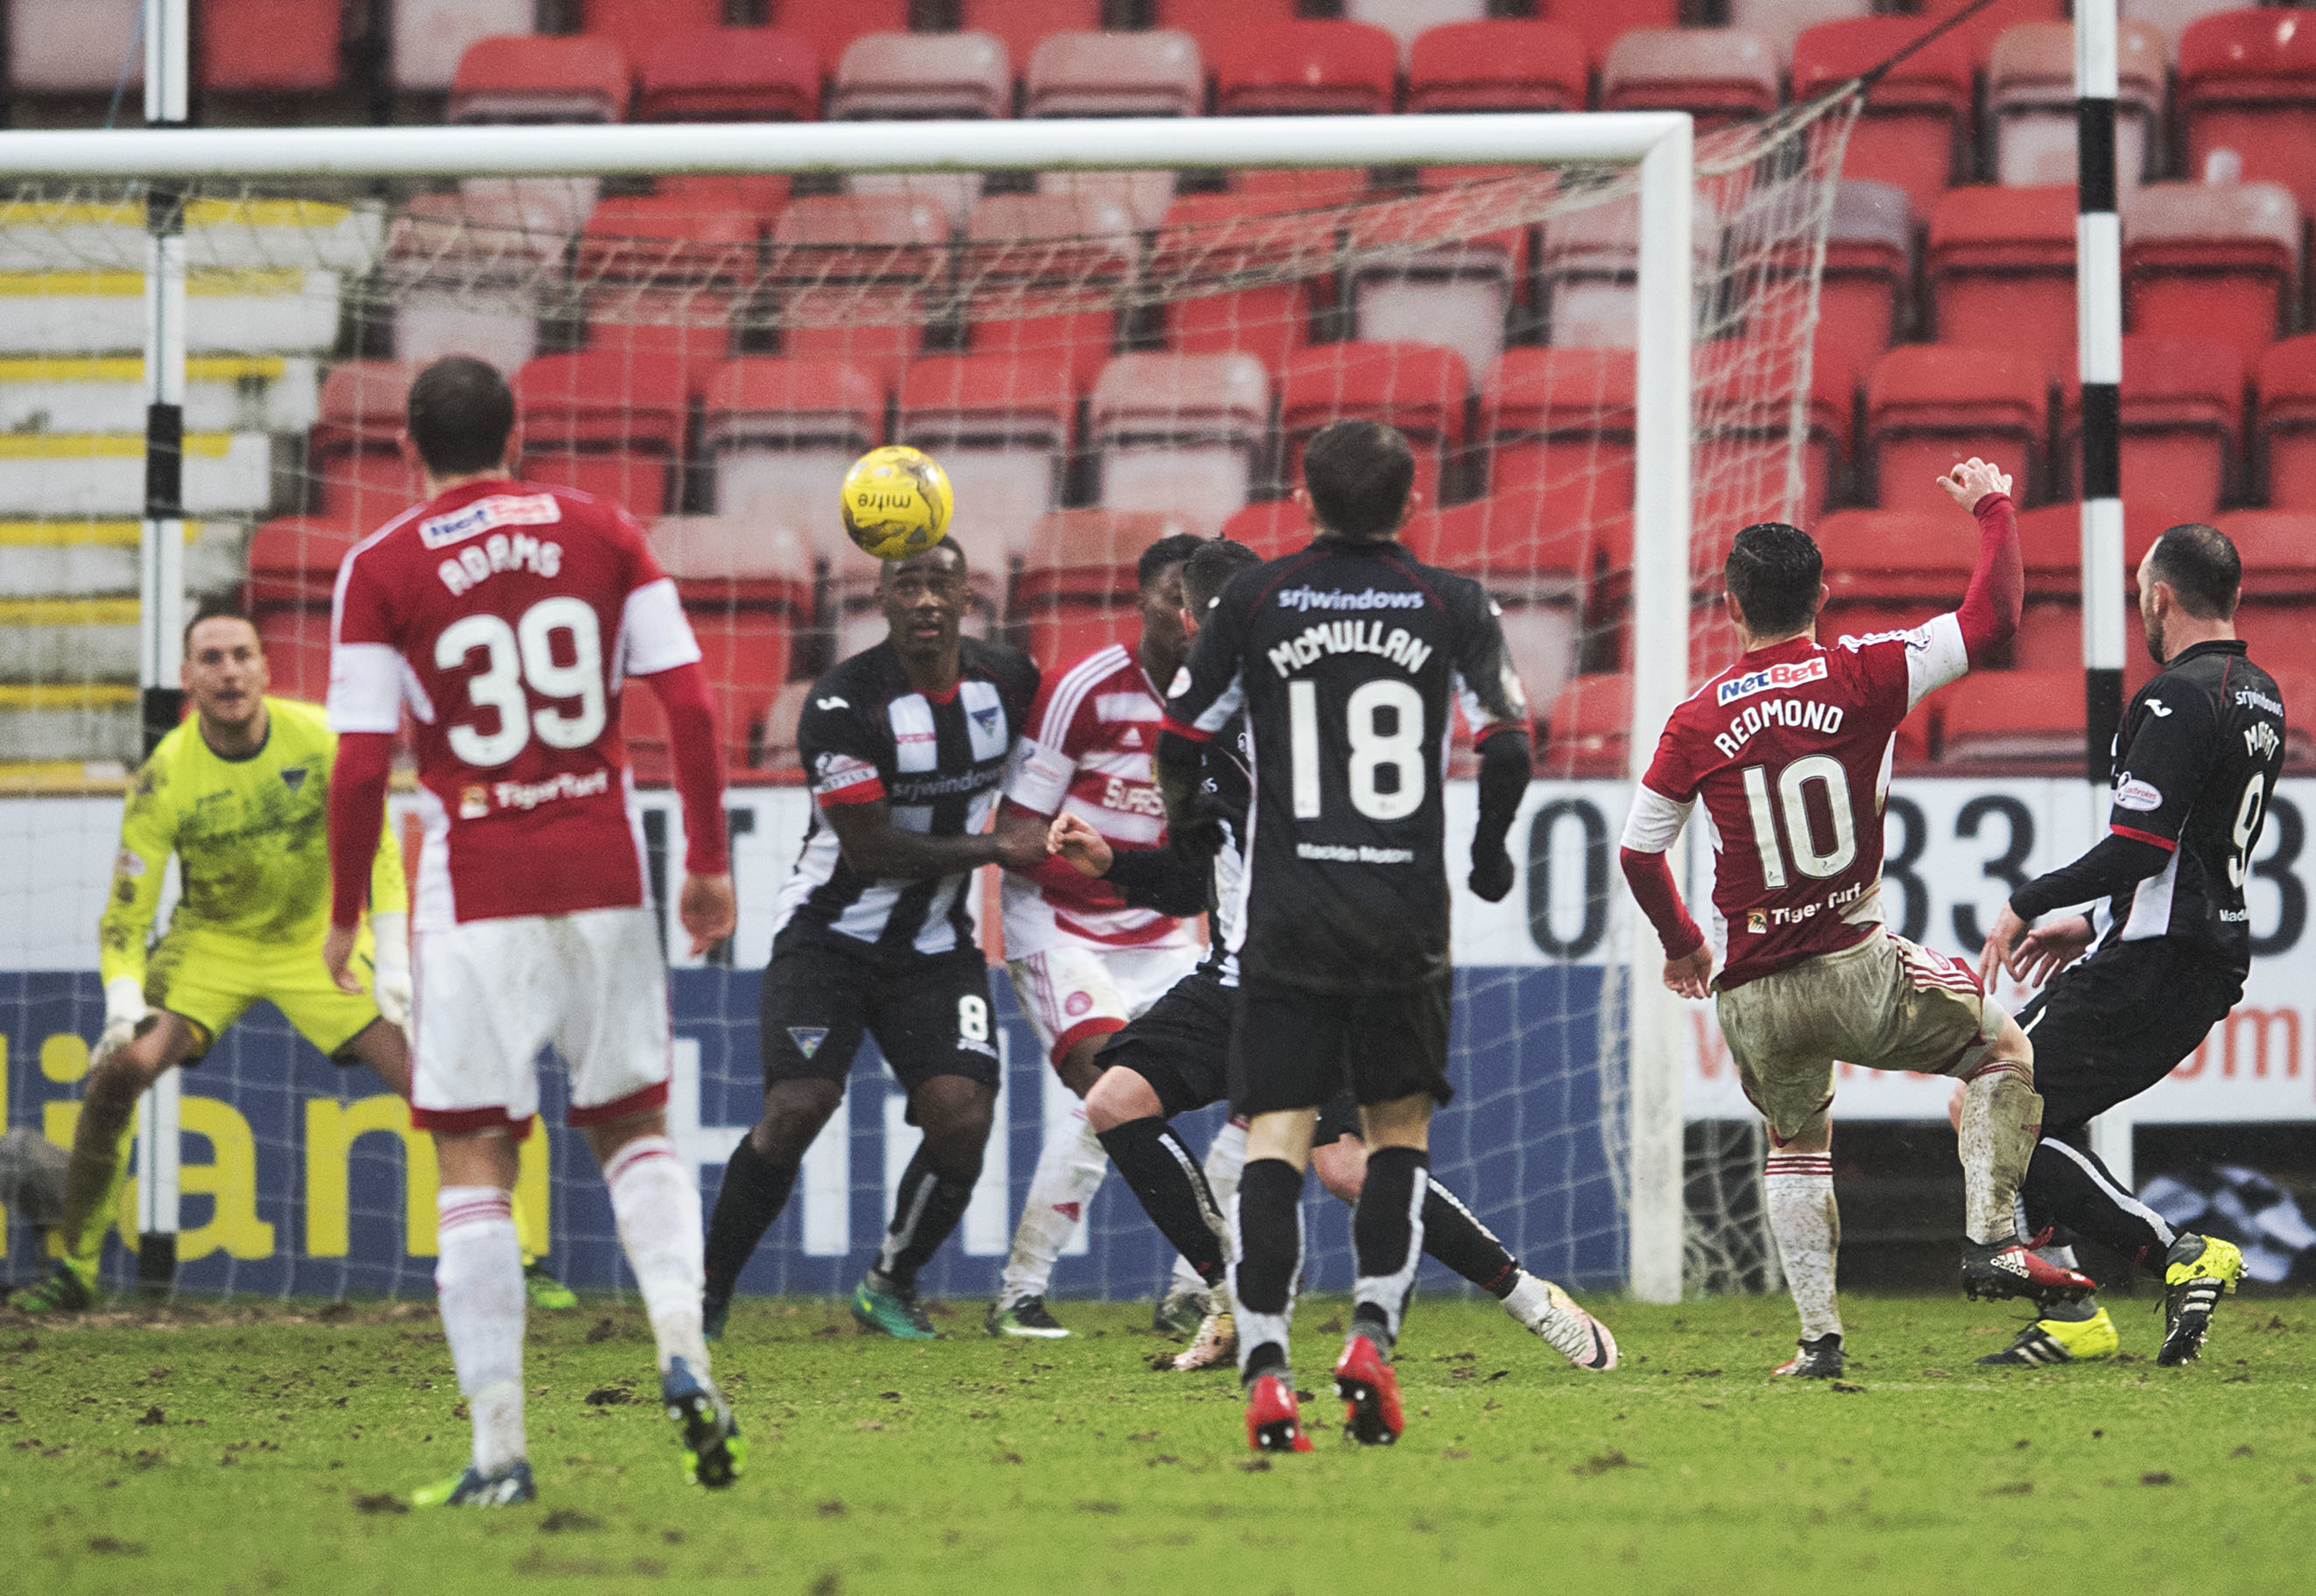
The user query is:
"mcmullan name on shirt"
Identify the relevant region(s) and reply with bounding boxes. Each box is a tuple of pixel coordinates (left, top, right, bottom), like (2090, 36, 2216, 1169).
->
(1713, 698, 1847, 759)
(1268, 620, 1434, 678)
(1297, 842, 1417, 864)
(436, 532, 564, 596)
(1276, 586, 1427, 613)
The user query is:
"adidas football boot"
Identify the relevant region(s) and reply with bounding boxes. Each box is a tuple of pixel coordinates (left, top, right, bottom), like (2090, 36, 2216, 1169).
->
(1961, 1237, 2098, 1304)
(2157, 1234, 2245, 1367)
(1977, 1306, 2120, 1366)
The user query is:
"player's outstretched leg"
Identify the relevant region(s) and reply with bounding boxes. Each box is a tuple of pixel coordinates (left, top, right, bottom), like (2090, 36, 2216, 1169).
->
(1338, 1143, 1426, 1445)
(1763, 1143, 1844, 1376)
(989, 1103, 1106, 1339)
(598, 1132, 743, 1487)
(2158, 1233, 2246, 1367)
(1234, 1157, 1310, 1452)
(1159, 1117, 1247, 1337)
(414, 1179, 534, 1508)
(1953, 1054, 2096, 1304)
(1096, 1113, 1236, 1370)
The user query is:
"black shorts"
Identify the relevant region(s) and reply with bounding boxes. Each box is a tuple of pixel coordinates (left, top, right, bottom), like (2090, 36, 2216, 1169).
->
(1228, 972, 1452, 1120)
(759, 925, 1003, 1098)
(1101, 967, 1364, 1145)
(2017, 937, 2242, 1138)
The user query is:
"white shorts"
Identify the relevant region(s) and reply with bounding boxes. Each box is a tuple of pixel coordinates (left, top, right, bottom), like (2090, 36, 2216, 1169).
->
(411, 905, 671, 1138)
(1007, 942, 1204, 1068)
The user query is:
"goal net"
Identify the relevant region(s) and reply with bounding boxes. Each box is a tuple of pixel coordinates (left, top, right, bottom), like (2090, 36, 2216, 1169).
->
(0, 96, 1854, 1304)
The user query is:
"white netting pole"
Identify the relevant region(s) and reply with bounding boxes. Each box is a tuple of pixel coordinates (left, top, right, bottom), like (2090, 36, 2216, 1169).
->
(1625, 117, 1695, 1306)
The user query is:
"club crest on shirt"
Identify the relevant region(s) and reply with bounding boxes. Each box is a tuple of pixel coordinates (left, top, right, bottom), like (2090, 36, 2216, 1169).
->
(1747, 910, 1768, 934)
(971, 705, 1001, 737)
(460, 784, 489, 819)
(280, 767, 306, 791)
(788, 1027, 829, 1060)
(1716, 657, 1828, 706)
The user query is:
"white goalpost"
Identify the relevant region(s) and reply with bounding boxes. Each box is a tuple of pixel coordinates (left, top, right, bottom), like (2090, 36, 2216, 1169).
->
(0, 92, 1860, 1306)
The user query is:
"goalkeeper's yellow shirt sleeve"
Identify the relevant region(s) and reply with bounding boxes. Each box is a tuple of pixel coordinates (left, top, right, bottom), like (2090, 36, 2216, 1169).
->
(97, 742, 183, 989)
(368, 800, 408, 918)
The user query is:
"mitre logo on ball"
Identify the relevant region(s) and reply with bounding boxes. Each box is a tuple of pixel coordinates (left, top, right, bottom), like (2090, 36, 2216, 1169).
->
(840, 445, 954, 560)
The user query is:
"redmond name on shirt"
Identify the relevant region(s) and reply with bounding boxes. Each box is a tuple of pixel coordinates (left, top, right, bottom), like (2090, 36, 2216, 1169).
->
(1713, 696, 1848, 760)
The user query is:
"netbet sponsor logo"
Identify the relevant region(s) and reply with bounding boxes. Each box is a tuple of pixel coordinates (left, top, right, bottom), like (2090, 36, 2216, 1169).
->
(1276, 586, 1426, 614)
(1716, 657, 1828, 706)
(420, 492, 561, 550)
(2114, 774, 2164, 813)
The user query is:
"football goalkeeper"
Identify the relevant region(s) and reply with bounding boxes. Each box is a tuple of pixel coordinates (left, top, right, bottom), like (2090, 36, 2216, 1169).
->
(8, 603, 567, 1311)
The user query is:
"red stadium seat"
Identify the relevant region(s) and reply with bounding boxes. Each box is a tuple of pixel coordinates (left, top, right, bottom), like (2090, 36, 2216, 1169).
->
(1015, 510, 1187, 670)
(1816, 180, 1913, 380)
(1932, 667, 2086, 769)
(1601, 30, 1782, 131)
(2059, 337, 2244, 523)
(898, 354, 1076, 566)
(389, 0, 531, 95)
(1278, 342, 1472, 508)
(1918, 0, 2066, 68)
(1348, 186, 1531, 382)
(1024, 27, 1203, 117)
(246, 517, 367, 700)
(830, 30, 1013, 120)
(2002, 500, 2181, 674)
(2125, 181, 2300, 371)
(1694, 340, 1854, 544)
(2256, 335, 2316, 513)
(636, 29, 820, 122)
(1867, 344, 2050, 515)
(2180, 10, 2316, 216)
(1214, 20, 1398, 116)
(769, 0, 910, 79)
(701, 356, 884, 534)
(1156, 0, 1301, 88)
(767, 194, 947, 387)
(515, 352, 688, 516)
(1727, 2, 1877, 68)
(448, 35, 631, 123)
(201, 0, 341, 93)
(655, 173, 791, 228)
(1220, 502, 1310, 562)
(1989, 20, 2165, 191)
(1091, 353, 1271, 533)
(1927, 186, 2080, 381)
(1538, 200, 1638, 348)
(1405, 20, 1587, 113)
(1542, 674, 1630, 779)
(1404, 487, 1593, 711)
(965, 192, 1136, 387)
(1482, 348, 1635, 531)
(577, 196, 756, 389)
(1158, 193, 1323, 381)
(1792, 18, 1973, 220)
(1545, 0, 1679, 69)
(584, 0, 722, 83)
(253, 607, 334, 702)
(307, 362, 418, 524)
(962, 1, 1105, 73)
(637, 514, 818, 775)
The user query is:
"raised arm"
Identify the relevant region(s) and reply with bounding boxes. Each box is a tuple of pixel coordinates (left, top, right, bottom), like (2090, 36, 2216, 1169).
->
(1936, 457, 2022, 665)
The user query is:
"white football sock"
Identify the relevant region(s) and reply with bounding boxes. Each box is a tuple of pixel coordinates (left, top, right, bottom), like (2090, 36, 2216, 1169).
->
(1169, 1116, 1249, 1297)
(1000, 1106, 1108, 1305)
(1763, 1153, 1841, 1343)
(434, 1185, 526, 1473)
(1957, 1062, 2041, 1243)
(603, 1136, 709, 1376)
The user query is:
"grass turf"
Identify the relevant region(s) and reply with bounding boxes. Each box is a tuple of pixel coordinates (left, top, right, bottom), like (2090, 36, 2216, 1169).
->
(1, 1290, 2311, 1595)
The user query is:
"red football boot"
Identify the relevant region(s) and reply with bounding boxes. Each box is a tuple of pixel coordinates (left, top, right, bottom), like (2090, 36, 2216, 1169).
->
(1961, 1238, 2099, 1304)
(1244, 1372, 1313, 1453)
(1333, 1333, 1405, 1446)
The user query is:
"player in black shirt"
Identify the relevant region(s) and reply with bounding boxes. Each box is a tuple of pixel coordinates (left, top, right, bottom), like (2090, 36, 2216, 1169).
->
(700, 538, 1044, 1339)
(1976, 523, 2283, 1367)
(1160, 421, 1531, 1451)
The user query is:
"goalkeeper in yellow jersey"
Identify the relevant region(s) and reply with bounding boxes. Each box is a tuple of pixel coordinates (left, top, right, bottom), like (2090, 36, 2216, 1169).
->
(9, 603, 574, 1313)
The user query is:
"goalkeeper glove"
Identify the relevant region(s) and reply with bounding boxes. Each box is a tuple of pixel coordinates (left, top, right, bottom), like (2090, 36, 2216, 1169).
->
(95, 975, 150, 1066)
(1468, 844, 1516, 904)
(370, 910, 412, 1031)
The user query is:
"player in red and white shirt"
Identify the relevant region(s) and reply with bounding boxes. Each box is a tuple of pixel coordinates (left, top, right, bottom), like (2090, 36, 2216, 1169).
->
(1616, 457, 2094, 1378)
(984, 533, 1215, 1337)
(321, 357, 743, 1506)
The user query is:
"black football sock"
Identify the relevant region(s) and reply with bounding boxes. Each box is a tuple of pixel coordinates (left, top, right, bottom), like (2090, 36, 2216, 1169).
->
(875, 1144, 981, 1294)
(1420, 1177, 1520, 1299)
(1098, 1116, 1228, 1286)
(1350, 1146, 1430, 1352)
(702, 1134, 800, 1301)
(1232, 1157, 1305, 1382)
(2024, 1137, 2175, 1277)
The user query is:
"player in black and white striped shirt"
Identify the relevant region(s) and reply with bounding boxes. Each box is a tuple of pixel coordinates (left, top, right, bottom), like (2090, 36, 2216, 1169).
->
(701, 538, 1043, 1339)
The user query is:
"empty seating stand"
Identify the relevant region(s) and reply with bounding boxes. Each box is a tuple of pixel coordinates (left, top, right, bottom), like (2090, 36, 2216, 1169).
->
(1817, 181, 1915, 378)
(584, 0, 722, 82)
(1695, 343, 1854, 537)
(1219, 501, 1312, 561)
(767, 194, 948, 389)
(1158, 193, 1324, 381)
(1933, 667, 2087, 770)
(1091, 353, 1272, 533)
(1542, 673, 1631, 779)
(965, 192, 1137, 387)
(1541, 0, 1679, 69)
(243, 516, 368, 699)
(637, 29, 821, 122)
(2124, 181, 2300, 372)
(962, 0, 1106, 72)
(1792, 18, 1974, 221)
(2218, 511, 2316, 707)
(1278, 342, 1472, 507)
(2061, 336, 2243, 522)
(1403, 485, 1592, 714)
(201, 0, 343, 94)
(1989, 21, 2166, 191)
(1601, 30, 1783, 132)
(515, 352, 687, 516)
(769, 0, 910, 79)
(1868, 344, 2050, 514)
(1928, 186, 2080, 379)
(306, 361, 416, 526)
(448, 35, 630, 123)
(1918, 0, 2066, 67)
(1347, 196, 1531, 393)
(630, 513, 816, 774)
(1404, 20, 1587, 114)
(1025, 30, 1203, 229)
(1727, 1, 1876, 67)
(1214, 20, 1399, 116)
(898, 354, 1077, 567)
(577, 195, 757, 393)
(1482, 348, 1636, 534)
(1157, 0, 1302, 88)
(2257, 335, 2316, 513)
(833, 32, 1014, 227)
(391, 0, 531, 95)
(2181, 10, 2316, 216)
(701, 356, 884, 534)
(1344, 1, 1488, 56)
(1016, 510, 1193, 671)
